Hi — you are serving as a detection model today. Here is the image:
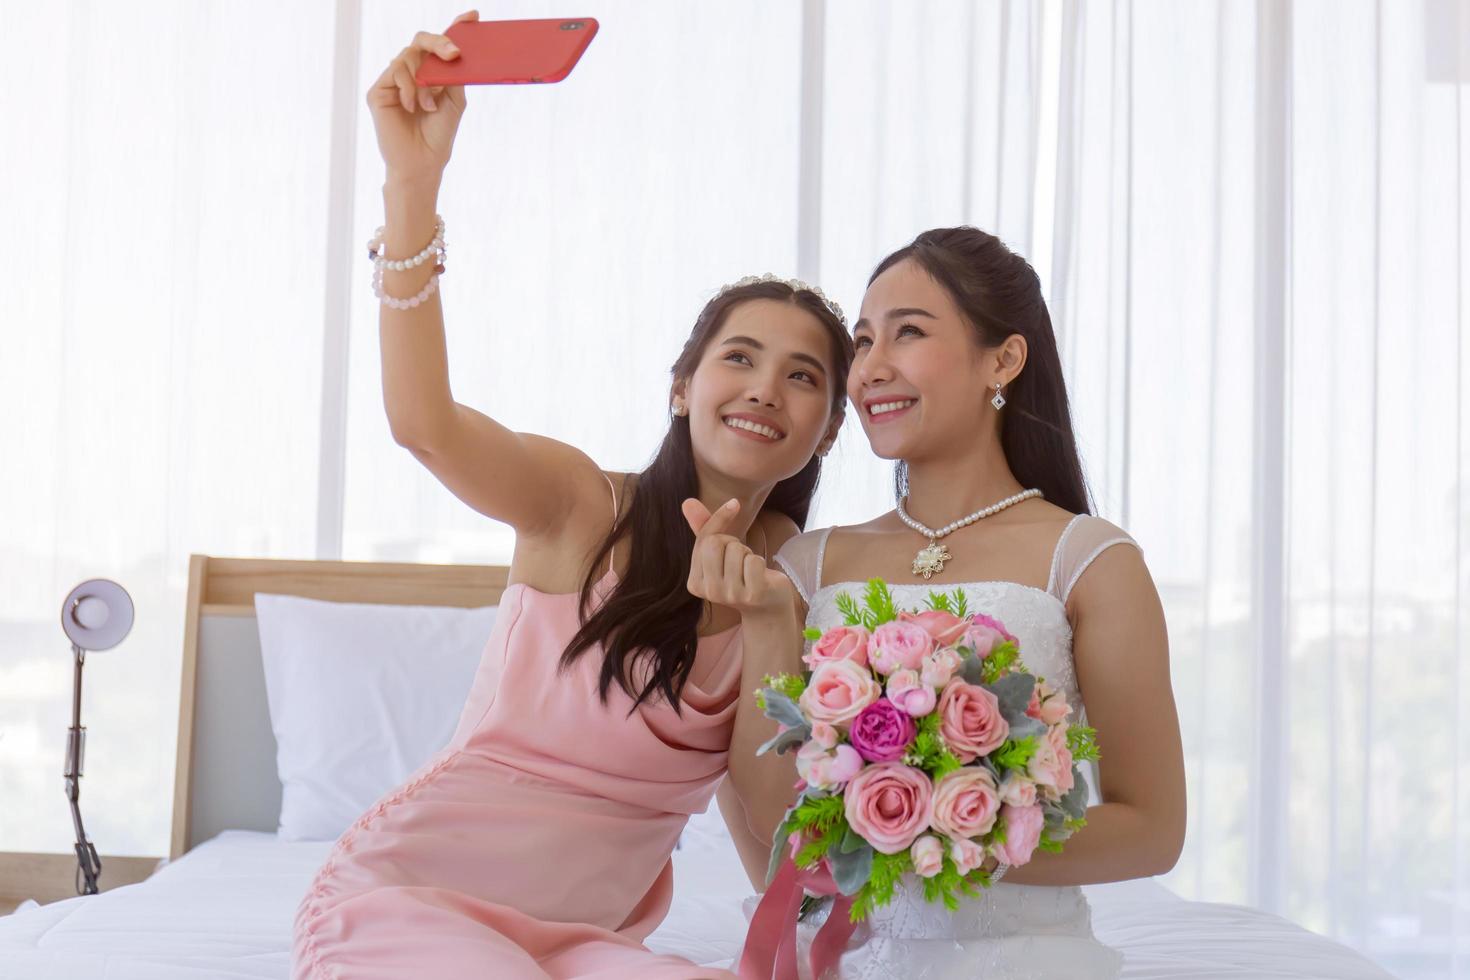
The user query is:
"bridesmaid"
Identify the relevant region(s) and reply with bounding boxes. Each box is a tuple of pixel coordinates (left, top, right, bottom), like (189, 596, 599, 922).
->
(292, 12, 852, 979)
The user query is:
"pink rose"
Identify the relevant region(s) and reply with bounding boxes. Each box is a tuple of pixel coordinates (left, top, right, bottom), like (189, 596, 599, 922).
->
(805, 624, 870, 670)
(844, 762, 934, 854)
(826, 744, 865, 785)
(920, 649, 963, 689)
(962, 613, 1014, 657)
(997, 773, 1038, 808)
(886, 669, 938, 717)
(950, 837, 987, 875)
(931, 767, 1002, 840)
(911, 835, 944, 878)
(1028, 725, 1076, 800)
(799, 741, 865, 791)
(971, 613, 1016, 642)
(937, 680, 1010, 763)
(810, 721, 839, 750)
(800, 659, 881, 725)
(897, 610, 969, 648)
(848, 698, 917, 762)
(1039, 690, 1071, 726)
(992, 803, 1044, 866)
(869, 621, 934, 676)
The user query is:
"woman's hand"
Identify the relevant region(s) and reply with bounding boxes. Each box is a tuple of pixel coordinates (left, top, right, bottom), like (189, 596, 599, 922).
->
(683, 498, 798, 619)
(366, 9, 478, 184)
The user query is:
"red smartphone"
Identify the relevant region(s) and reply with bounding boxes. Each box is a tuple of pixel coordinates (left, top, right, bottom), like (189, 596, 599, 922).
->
(415, 18, 599, 86)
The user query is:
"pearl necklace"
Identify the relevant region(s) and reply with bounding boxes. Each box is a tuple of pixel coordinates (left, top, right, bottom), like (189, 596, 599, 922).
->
(896, 488, 1044, 579)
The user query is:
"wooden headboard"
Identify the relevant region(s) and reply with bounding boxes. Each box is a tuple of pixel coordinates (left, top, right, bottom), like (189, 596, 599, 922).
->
(169, 554, 511, 859)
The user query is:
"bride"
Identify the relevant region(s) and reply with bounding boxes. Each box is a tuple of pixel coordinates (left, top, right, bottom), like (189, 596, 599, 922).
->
(693, 226, 1187, 979)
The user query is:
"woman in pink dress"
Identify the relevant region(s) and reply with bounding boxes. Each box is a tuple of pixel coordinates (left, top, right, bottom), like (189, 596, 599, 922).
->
(291, 12, 853, 979)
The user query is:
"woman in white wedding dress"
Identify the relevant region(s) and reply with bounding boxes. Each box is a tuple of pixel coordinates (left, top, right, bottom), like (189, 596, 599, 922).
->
(696, 227, 1187, 979)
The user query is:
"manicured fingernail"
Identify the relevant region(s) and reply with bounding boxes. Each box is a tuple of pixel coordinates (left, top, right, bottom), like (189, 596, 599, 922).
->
(445, 44, 459, 55)
(724, 499, 737, 510)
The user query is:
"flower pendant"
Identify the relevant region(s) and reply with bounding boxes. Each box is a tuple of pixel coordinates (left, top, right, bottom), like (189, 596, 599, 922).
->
(912, 540, 952, 580)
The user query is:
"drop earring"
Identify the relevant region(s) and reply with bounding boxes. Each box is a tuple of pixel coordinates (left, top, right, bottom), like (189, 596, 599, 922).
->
(991, 383, 1006, 411)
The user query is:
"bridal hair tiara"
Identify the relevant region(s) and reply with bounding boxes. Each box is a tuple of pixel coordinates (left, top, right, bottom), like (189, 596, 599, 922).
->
(713, 273, 847, 327)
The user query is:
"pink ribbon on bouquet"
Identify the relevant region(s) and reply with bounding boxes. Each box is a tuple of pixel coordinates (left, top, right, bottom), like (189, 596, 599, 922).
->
(737, 857, 858, 980)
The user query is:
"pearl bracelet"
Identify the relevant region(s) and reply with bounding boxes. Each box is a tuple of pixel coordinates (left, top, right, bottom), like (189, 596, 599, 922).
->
(372, 268, 441, 310)
(368, 215, 448, 309)
(367, 215, 446, 272)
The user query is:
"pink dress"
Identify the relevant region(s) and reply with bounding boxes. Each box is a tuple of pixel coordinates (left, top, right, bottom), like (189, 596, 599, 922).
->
(291, 563, 743, 980)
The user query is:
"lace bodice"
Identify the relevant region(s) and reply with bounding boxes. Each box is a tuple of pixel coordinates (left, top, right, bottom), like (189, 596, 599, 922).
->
(776, 514, 1140, 803)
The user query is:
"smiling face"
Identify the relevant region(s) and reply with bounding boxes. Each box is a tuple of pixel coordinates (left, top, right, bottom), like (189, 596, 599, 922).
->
(674, 297, 842, 486)
(850, 258, 1016, 462)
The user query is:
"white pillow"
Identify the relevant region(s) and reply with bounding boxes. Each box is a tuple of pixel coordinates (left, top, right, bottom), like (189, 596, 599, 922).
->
(254, 593, 497, 841)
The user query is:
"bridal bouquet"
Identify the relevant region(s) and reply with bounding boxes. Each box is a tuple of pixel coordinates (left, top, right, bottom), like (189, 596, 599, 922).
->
(753, 579, 1098, 922)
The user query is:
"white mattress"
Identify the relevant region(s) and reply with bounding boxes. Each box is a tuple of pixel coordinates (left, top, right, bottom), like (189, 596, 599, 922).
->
(0, 809, 1395, 979)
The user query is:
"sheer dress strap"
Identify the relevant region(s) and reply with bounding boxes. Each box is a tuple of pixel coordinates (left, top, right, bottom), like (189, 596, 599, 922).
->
(1046, 514, 1142, 605)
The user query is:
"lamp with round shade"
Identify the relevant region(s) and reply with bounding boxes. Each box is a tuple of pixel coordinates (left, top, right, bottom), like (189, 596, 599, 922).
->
(59, 579, 133, 896)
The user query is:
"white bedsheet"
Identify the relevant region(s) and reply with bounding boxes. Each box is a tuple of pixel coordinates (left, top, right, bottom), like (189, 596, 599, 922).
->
(0, 810, 1395, 979)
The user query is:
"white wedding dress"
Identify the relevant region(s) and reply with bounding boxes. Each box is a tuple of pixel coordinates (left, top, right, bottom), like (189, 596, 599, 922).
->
(763, 513, 1137, 980)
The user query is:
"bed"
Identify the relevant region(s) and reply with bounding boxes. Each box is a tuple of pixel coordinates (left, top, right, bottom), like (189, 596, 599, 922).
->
(0, 555, 1398, 979)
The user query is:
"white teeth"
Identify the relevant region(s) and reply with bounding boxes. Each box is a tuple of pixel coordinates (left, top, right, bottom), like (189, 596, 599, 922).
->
(724, 417, 784, 440)
(869, 399, 916, 416)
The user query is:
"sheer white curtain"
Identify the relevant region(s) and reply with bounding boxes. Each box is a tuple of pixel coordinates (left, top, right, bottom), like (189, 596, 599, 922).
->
(1049, 1, 1468, 976)
(0, 0, 335, 856)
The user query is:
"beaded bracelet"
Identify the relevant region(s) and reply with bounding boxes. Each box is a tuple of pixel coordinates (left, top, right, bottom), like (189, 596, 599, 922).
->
(368, 216, 448, 309)
(372, 268, 442, 310)
(367, 215, 446, 272)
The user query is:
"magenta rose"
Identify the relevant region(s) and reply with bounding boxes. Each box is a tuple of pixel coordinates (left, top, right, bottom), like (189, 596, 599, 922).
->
(844, 762, 934, 854)
(992, 803, 1045, 866)
(804, 624, 870, 671)
(799, 659, 880, 725)
(937, 680, 1010, 763)
(897, 609, 969, 648)
(848, 697, 917, 762)
(869, 621, 935, 676)
(931, 767, 1003, 840)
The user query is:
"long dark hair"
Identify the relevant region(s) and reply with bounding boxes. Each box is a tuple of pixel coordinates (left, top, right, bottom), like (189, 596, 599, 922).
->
(562, 280, 854, 710)
(870, 227, 1093, 516)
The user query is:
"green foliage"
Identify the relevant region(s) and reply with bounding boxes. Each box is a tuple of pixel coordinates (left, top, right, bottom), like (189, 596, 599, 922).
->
(920, 854, 986, 910)
(982, 640, 1020, 683)
(835, 592, 864, 627)
(992, 736, 1039, 773)
(851, 850, 912, 921)
(803, 626, 824, 641)
(863, 579, 898, 627)
(905, 712, 964, 779)
(923, 587, 971, 619)
(1067, 724, 1101, 762)
(763, 673, 806, 703)
(782, 795, 846, 840)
